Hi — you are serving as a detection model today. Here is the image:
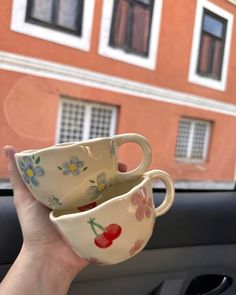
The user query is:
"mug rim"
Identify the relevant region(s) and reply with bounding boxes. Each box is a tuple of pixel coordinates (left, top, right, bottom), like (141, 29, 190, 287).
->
(14, 133, 142, 156)
(14, 137, 110, 156)
(50, 174, 151, 220)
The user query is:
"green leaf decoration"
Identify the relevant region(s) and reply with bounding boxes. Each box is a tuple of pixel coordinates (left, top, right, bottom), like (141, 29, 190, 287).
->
(57, 166, 62, 170)
(35, 156, 40, 164)
(89, 180, 95, 183)
(32, 155, 35, 160)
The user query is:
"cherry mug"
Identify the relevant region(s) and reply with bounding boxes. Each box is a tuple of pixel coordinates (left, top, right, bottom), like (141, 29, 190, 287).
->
(50, 169, 175, 265)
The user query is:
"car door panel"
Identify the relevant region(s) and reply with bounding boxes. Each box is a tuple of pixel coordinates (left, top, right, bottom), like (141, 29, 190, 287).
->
(1, 191, 236, 295)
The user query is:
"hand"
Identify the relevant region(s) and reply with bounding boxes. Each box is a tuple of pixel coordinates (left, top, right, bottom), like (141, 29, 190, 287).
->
(2, 146, 127, 294)
(1, 146, 89, 294)
(4, 145, 89, 273)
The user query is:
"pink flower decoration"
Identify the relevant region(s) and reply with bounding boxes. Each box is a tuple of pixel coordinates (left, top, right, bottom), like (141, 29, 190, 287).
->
(131, 187, 152, 221)
(129, 239, 144, 256)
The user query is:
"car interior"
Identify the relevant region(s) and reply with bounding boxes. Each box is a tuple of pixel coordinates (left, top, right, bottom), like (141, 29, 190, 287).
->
(1, 187, 236, 295)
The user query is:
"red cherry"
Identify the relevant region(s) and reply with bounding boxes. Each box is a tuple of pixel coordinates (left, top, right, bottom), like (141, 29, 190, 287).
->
(95, 233, 113, 248)
(103, 224, 122, 241)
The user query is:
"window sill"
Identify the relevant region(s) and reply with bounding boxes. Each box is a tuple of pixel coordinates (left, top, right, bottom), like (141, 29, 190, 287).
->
(188, 73, 226, 91)
(175, 159, 206, 164)
(99, 45, 156, 70)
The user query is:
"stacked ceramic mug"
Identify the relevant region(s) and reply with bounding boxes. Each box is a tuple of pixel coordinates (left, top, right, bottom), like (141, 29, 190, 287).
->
(15, 134, 175, 265)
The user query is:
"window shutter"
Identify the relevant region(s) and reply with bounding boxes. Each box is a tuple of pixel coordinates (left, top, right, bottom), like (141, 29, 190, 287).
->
(175, 120, 191, 159)
(131, 5, 150, 55)
(211, 39, 222, 78)
(112, 0, 129, 47)
(198, 34, 211, 74)
(191, 122, 208, 160)
(59, 100, 85, 143)
(89, 107, 114, 139)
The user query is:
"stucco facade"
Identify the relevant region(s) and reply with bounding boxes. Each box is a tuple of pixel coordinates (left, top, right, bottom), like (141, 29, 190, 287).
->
(0, 0, 236, 188)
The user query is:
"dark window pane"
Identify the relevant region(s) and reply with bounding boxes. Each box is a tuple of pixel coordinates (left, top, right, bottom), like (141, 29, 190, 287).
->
(136, 0, 152, 5)
(203, 14, 224, 38)
(27, 0, 83, 35)
(131, 5, 150, 55)
(57, 0, 80, 30)
(31, 0, 53, 22)
(112, 0, 129, 47)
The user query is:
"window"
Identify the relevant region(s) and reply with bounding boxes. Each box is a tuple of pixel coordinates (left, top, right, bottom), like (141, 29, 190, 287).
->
(188, 0, 233, 91)
(11, 0, 95, 50)
(26, 0, 84, 36)
(109, 0, 154, 57)
(99, 0, 163, 69)
(197, 10, 227, 80)
(175, 118, 211, 162)
(56, 98, 118, 143)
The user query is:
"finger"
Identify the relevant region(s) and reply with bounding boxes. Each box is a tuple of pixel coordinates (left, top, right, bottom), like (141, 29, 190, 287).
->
(118, 163, 127, 172)
(4, 146, 33, 203)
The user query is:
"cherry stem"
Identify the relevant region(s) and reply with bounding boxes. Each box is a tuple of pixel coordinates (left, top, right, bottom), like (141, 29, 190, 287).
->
(87, 218, 105, 236)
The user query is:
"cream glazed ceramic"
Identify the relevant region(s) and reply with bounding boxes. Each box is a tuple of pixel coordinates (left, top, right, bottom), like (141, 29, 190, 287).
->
(14, 134, 152, 210)
(50, 170, 175, 265)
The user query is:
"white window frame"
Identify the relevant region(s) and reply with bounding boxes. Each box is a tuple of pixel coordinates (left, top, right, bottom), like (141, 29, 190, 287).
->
(227, 0, 236, 6)
(175, 118, 211, 163)
(55, 97, 118, 143)
(188, 0, 233, 91)
(11, 0, 95, 51)
(98, 0, 163, 70)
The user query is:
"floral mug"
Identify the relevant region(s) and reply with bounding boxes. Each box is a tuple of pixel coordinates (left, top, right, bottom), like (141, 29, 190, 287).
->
(14, 134, 152, 210)
(50, 169, 175, 265)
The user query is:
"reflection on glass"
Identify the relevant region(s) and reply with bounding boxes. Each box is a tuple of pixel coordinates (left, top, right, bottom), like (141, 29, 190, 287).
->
(203, 14, 224, 38)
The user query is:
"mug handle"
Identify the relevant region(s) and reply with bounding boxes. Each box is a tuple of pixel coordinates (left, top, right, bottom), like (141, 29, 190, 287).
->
(113, 133, 152, 181)
(144, 170, 175, 217)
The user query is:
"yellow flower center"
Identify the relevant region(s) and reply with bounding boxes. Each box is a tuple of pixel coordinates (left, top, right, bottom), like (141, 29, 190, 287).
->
(98, 183, 105, 192)
(68, 163, 78, 172)
(26, 169, 33, 177)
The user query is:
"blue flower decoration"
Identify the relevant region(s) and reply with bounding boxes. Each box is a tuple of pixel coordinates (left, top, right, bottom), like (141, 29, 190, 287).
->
(60, 156, 85, 176)
(48, 195, 62, 209)
(19, 156, 45, 187)
(87, 172, 112, 200)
